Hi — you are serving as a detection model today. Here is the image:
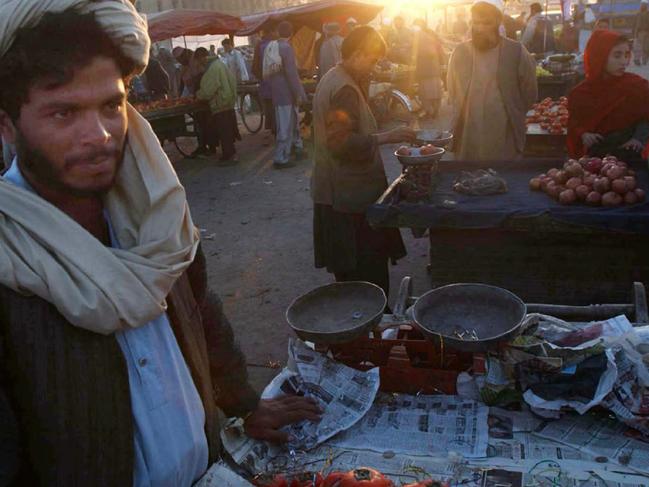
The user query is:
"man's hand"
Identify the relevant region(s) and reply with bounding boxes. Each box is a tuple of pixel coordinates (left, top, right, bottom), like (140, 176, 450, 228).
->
(621, 138, 644, 152)
(582, 132, 603, 148)
(244, 396, 322, 443)
(376, 126, 417, 145)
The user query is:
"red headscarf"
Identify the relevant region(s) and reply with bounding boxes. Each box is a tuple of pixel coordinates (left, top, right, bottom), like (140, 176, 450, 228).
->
(567, 30, 649, 157)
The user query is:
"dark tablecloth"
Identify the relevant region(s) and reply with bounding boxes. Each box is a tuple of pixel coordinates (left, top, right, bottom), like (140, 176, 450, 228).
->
(368, 159, 649, 234)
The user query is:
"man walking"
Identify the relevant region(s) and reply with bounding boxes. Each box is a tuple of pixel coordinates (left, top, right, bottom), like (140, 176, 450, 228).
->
(0, 5, 318, 484)
(447, 0, 537, 161)
(221, 38, 249, 83)
(196, 48, 239, 162)
(267, 21, 307, 168)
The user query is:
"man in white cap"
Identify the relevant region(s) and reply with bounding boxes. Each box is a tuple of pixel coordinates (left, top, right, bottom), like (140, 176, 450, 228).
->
(318, 22, 344, 79)
(346, 17, 359, 34)
(0, 3, 319, 485)
(447, 0, 537, 161)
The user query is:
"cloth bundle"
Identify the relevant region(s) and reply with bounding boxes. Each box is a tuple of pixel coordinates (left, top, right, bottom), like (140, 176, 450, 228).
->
(0, 0, 201, 334)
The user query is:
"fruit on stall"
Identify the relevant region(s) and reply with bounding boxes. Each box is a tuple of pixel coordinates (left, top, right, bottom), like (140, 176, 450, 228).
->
(323, 467, 394, 487)
(133, 97, 196, 114)
(525, 97, 569, 135)
(529, 156, 645, 206)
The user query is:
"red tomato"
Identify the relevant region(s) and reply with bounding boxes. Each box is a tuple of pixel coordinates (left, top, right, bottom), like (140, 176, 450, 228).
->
(323, 468, 394, 487)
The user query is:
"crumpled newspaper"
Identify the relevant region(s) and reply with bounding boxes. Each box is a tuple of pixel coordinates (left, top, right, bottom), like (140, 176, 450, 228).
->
(453, 169, 508, 195)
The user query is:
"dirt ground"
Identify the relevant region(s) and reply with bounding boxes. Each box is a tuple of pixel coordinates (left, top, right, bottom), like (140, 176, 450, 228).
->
(170, 107, 454, 392)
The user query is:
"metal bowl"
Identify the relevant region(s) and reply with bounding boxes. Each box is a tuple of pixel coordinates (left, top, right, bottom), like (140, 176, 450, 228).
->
(286, 282, 387, 344)
(415, 129, 454, 148)
(413, 283, 526, 352)
(394, 146, 445, 166)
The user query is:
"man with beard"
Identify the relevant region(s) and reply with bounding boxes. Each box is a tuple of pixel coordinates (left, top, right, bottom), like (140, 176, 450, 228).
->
(447, 0, 537, 161)
(0, 4, 320, 485)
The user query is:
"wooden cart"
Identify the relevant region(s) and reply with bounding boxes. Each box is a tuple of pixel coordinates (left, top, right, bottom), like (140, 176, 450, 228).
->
(139, 101, 209, 158)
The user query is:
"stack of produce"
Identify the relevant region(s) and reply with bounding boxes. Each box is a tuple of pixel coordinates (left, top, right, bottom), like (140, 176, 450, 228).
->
(525, 97, 568, 135)
(133, 97, 195, 114)
(529, 156, 645, 206)
(254, 468, 444, 486)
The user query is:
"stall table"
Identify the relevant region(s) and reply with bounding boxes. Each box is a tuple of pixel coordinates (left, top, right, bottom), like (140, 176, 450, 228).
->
(525, 123, 567, 157)
(136, 100, 209, 157)
(368, 159, 649, 305)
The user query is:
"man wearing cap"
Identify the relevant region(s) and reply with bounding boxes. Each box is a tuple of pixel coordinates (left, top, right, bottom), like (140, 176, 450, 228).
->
(318, 22, 344, 79)
(521, 2, 556, 54)
(447, 0, 537, 161)
(346, 17, 359, 34)
(0, 3, 319, 485)
(268, 21, 307, 168)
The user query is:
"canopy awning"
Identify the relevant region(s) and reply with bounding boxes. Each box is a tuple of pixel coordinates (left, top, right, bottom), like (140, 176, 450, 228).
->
(237, 0, 383, 36)
(147, 9, 244, 42)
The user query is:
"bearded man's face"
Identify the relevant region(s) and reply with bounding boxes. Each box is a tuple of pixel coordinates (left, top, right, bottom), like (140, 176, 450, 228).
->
(471, 9, 501, 51)
(2, 56, 127, 197)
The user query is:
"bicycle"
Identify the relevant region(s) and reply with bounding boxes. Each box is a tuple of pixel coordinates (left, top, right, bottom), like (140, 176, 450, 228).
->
(237, 82, 264, 135)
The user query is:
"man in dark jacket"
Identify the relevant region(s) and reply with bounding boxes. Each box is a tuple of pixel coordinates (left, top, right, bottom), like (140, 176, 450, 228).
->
(0, 5, 319, 486)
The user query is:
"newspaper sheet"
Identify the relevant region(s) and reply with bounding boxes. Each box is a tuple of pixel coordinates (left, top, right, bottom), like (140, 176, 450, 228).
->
(264, 339, 380, 450)
(194, 461, 254, 487)
(328, 394, 489, 458)
(534, 413, 649, 475)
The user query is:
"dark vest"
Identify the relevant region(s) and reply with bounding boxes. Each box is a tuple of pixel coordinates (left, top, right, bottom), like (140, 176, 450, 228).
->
(0, 256, 223, 485)
(311, 65, 387, 214)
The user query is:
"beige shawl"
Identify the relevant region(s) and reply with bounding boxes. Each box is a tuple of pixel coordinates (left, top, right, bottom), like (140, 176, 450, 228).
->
(0, 0, 200, 334)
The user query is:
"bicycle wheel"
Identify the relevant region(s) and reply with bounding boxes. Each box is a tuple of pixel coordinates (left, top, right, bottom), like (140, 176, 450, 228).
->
(386, 91, 412, 122)
(239, 93, 264, 134)
(174, 112, 199, 158)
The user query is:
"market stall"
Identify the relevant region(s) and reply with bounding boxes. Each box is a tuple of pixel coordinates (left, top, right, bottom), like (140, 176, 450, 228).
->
(134, 99, 209, 157)
(146, 8, 244, 42)
(212, 278, 649, 487)
(237, 0, 383, 74)
(525, 97, 568, 157)
(367, 157, 649, 306)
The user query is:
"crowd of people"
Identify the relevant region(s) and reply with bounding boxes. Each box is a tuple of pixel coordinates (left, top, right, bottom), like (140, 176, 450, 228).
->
(1, 0, 649, 485)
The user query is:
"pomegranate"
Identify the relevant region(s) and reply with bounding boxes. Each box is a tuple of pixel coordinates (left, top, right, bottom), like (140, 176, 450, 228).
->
(566, 177, 582, 190)
(593, 177, 611, 194)
(575, 185, 590, 200)
(623, 176, 637, 191)
(559, 189, 577, 205)
(602, 192, 623, 207)
(529, 178, 542, 191)
(611, 179, 628, 195)
(625, 192, 639, 205)
(635, 188, 646, 201)
(586, 191, 602, 206)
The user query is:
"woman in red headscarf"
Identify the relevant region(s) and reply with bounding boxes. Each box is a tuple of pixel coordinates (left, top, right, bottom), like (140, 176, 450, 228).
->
(567, 29, 649, 161)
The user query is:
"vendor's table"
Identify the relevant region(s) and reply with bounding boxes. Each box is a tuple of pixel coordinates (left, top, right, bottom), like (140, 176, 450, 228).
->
(138, 101, 209, 157)
(368, 159, 649, 305)
(525, 124, 567, 158)
(537, 74, 578, 100)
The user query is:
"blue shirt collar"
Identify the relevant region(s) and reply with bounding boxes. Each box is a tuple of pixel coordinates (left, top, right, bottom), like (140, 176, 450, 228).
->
(3, 157, 36, 193)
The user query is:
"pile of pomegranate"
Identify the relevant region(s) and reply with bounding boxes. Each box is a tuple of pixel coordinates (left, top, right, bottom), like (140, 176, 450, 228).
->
(525, 97, 568, 135)
(529, 156, 645, 206)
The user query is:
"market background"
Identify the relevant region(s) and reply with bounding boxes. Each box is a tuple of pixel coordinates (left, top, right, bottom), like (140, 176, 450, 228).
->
(131, 0, 649, 393)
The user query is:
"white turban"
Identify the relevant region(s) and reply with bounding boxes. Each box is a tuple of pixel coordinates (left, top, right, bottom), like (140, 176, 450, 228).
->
(0, 0, 150, 72)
